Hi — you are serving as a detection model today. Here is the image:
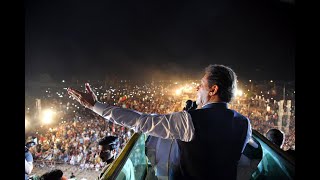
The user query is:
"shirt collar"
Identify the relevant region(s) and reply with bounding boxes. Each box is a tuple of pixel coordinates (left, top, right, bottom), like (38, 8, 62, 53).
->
(202, 102, 228, 109)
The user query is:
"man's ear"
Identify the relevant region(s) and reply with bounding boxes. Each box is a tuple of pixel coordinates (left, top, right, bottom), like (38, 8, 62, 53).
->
(209, 85, 219, 96)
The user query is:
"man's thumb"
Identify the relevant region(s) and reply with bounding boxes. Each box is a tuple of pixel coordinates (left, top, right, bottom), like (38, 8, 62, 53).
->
(85, 83, 93, 94)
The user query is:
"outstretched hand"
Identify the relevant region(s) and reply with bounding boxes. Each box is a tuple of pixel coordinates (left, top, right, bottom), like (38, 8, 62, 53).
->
(67, 83, 98, 110)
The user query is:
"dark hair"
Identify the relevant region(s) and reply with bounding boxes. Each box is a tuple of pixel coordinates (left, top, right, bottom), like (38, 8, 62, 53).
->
(98, 135, 119, 150)
(40, 169, 63, 180)
(204, 64, 237, 102)
(266, 129, 285, 147)
(26, 141, 36, 148)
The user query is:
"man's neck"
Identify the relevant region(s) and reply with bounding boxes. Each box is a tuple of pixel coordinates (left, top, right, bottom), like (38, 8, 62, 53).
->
(202, 101, 217, 107)
(202, 98, 225, 108)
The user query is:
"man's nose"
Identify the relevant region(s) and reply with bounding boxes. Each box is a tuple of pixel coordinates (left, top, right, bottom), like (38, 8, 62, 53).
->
(196, 85, 200, 91)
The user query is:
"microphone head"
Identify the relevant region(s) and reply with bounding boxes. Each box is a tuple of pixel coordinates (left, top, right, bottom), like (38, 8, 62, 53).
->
(191, 101, 198, 110)
(185, 100, 193, 111)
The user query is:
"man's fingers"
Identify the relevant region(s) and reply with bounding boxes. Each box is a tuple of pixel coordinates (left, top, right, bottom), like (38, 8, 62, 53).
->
(68, 92, 80, 101)
(68, 88, 82, 97)
(67, 87, 92, 109)
(67, 88, 83, 101)
(70, 93, 83, 104)
(67, 90, 78, 99)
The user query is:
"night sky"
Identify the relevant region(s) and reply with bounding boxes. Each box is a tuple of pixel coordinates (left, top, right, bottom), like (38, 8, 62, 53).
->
(25, 0, 295, 82)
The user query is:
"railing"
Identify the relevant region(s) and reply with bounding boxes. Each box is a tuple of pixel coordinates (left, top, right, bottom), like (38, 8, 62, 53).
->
(251, 130, 295, 180)
(100, 130, 295, 180)
(99, 133, 148, 180)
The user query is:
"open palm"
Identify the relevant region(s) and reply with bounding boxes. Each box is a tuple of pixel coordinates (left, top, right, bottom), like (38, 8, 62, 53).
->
(67, 83, 98, 109)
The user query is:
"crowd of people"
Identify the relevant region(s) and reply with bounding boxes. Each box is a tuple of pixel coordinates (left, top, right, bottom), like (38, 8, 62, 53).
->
(25, 78, 295, 179)
(230, 95, 295, 151)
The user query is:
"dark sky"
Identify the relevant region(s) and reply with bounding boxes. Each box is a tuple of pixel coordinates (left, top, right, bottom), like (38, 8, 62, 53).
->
(25, 0, 295, 82)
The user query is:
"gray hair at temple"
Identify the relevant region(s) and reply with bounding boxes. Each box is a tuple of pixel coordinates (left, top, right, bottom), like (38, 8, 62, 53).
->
(204, 64, 237, 103)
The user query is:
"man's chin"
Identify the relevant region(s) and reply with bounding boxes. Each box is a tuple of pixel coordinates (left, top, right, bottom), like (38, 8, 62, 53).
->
(196, 101, 202, 108)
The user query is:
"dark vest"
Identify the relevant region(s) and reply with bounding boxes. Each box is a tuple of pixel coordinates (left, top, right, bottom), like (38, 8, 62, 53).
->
(175, 103, 249, 180)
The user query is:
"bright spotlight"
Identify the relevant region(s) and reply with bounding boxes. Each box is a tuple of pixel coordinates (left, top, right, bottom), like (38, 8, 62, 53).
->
(25, 118, 29, 129)
(175, 89, 182, 95)
(42, 109, 55, 124)
(236, 89, 243, 97)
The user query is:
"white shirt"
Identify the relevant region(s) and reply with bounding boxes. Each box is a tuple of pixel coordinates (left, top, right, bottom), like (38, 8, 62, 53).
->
(93, 102, 195, 142)
(25, 159, 33, 174)
(93, 101, 252, 151)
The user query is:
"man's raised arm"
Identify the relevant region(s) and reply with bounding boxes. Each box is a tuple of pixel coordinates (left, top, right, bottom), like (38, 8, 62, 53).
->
(68, 83, 194, 142)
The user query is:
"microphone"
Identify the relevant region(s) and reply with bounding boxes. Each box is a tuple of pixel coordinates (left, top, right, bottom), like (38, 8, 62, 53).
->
(190, 101, 197, 110)
(184, 100, 197, 111)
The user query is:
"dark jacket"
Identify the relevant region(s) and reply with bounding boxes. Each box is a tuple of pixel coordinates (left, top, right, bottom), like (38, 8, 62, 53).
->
(175, 102, 249, 180)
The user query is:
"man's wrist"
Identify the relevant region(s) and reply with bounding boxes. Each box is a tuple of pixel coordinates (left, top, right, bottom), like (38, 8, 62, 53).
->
(88, 100, 98, 110)
(92, 101, 108, 115)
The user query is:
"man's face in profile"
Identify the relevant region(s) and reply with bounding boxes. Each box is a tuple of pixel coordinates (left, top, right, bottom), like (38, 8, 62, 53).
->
(196, 75, 210, 107)
(98, 145, 114, 162)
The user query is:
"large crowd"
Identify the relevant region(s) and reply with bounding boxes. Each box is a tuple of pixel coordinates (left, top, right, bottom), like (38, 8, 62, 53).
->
(25, 79, 295, 179)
